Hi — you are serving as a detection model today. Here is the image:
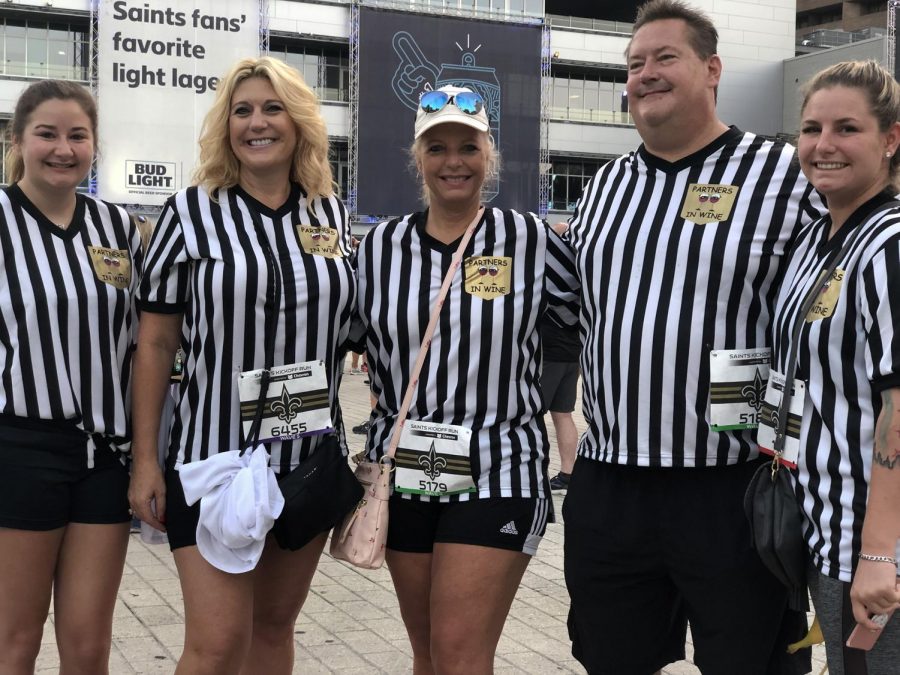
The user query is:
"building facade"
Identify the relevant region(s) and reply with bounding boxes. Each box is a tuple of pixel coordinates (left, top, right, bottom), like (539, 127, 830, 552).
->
(797, 0, 886, 36)
(0, 0, 798, 223)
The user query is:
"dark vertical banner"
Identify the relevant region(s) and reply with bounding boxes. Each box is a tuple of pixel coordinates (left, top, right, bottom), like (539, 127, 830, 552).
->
(358, 8, 542, 216)
(893, 28, 900, 82)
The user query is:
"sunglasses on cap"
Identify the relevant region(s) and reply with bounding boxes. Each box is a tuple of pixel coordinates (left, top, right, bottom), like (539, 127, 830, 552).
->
(419, 90, 485, 116)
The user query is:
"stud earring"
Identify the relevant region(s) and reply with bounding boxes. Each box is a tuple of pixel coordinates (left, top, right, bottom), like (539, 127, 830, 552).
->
(887, 151, 893, 158)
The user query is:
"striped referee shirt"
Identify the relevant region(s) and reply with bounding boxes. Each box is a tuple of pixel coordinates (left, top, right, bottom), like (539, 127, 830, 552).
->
(0, 184, 142, 463)
(358, 208, 580, 500)
(138, 184, 354, 472)
(772, 191, 900, 582)
(569, 127, 822, 467)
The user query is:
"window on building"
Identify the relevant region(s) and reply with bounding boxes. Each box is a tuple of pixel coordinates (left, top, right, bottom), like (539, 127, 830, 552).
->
(796, 7, 842, 29)
(329, 142, 349, 198)
(0, 120, 9, 186)
(0, 17, 88, 80)
(270, 41, 350, 103)
(551, 69, 628, 124)
(859, 0, 885, 14)
(549, 157, 610, 211)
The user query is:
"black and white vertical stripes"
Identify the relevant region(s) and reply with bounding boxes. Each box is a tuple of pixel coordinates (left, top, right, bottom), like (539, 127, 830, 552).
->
(771, 192, 900, 582)
(358, 208, 580, 500)
(569, 128, 822, 468)
(0, 184, 142, 463)
(138, 184, 355, 472)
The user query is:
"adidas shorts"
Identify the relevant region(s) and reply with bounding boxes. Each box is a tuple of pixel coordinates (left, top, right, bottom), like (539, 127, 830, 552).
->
(386, 495, 552, 556)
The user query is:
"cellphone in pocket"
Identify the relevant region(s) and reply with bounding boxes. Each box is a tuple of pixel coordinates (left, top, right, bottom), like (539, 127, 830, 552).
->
(846, 610, 894, 651)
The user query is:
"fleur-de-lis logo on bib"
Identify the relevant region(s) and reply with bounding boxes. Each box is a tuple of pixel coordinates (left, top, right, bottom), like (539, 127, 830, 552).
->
(741, 368, 766, 411)
(418, 441, 447, 480)
(270, 384, 303, 423)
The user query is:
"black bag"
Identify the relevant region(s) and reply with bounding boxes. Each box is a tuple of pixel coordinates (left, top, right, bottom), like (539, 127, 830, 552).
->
(744, 458, 808, 611)
(743, 217, 873, 612)
(239, 209, 361, 552)
(271, 435, 363, 551)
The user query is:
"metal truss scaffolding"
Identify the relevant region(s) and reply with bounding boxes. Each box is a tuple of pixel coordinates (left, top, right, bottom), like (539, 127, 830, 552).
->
(538, 23, 551, 218)
(347, 0, 361, 218)
(88, 1, 100, 195)
(260, 0, 270, 54)
(889, 0, 898, 78)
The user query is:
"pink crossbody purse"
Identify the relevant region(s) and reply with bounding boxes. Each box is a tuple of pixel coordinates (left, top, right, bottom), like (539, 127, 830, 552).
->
(330, 208, 484, 569)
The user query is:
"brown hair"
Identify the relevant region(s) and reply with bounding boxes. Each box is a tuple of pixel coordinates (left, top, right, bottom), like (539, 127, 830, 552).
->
(4, 79, 97, 184)
(801, 60, 900, 183)
(630, 0, 718, 59)
(192, 56, 334, 200)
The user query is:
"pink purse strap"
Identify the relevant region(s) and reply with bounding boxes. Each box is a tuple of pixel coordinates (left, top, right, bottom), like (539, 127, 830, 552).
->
(384, 207, 484, 460)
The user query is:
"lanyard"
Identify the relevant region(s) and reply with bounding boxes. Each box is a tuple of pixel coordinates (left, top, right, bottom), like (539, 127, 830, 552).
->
(384, 207, 485, 461)
(240, 198, 282, 452)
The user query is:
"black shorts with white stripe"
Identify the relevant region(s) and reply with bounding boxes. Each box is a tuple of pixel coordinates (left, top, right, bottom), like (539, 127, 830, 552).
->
(386, 495, 552, 555)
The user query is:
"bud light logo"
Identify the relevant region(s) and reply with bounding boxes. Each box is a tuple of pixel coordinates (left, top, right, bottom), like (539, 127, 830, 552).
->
(125, 160, 176, 194)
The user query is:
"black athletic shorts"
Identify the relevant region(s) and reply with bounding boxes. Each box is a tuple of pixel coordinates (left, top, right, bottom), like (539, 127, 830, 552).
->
(563, 456, 811, 675)
(0, 417, 129, 531)
(386, 495, 552, 556)
(540, 360, 579, 413)
(163, 465, 201, 550)
(165, 461, 296, 551)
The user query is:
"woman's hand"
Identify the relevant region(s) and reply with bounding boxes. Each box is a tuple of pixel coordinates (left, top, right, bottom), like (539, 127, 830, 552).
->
(129, 457, 167, 531)
(850, 559, 900, 628)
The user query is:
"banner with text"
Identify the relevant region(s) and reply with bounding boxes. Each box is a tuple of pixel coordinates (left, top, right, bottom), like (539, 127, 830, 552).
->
(97, 0, 260, 205)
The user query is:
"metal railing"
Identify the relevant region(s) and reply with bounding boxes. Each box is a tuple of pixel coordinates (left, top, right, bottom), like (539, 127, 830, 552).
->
(549, 106, 633, 125)
(546, 14, 632, 34)
(0, 60, 88, 81)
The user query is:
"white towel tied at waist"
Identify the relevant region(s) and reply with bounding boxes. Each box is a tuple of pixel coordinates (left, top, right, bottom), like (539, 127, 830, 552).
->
(178, 446, 285, 574)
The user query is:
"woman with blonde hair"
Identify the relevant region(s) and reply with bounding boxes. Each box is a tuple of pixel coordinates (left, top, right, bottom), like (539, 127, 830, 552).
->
(355, 85, 579, 672)
(0, 79, 141, 673)
(129, 56, 354, 674)
(769, 59, 900, 672)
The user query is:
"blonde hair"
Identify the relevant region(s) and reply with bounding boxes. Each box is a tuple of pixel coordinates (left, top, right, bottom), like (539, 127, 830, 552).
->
(192, 56, 334, 200)
(409, 130, 500, 206)
(802, 60, 900, 184)
(5, 80, 97, 184)
(131, 213, 153, 251)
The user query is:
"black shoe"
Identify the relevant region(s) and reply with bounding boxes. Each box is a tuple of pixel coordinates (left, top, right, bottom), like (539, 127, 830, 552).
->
(352, 420, 371, 435)
(549, 472, 570, 490)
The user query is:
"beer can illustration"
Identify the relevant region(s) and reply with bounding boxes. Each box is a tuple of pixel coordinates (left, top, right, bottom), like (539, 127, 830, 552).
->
(436, 53, 501, 202)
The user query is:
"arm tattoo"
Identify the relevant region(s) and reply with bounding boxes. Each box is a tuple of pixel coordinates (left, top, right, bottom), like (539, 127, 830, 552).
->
(874, 389, 900, 470)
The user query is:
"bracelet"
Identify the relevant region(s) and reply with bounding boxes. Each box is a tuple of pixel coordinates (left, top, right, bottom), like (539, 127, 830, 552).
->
(859, 553, 899, 565)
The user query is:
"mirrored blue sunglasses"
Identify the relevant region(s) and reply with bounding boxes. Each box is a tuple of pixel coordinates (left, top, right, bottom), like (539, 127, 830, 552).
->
(419, 90, 485, 116)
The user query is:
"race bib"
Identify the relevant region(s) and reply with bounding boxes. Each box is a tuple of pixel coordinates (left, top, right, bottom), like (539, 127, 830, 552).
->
(709, 349, 770, 430)
(681, 184, 739, 224)
(296, 225, 343, 258)
(88, 246, 132, 289)
(463, 256, 512, 300)
(238, 361, 333, 442)
(394, 420, 476, 496)
(757, 370, 805, 467)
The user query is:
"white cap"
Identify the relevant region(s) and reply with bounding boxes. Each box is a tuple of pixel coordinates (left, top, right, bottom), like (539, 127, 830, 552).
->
(414, 85, 489, 139)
